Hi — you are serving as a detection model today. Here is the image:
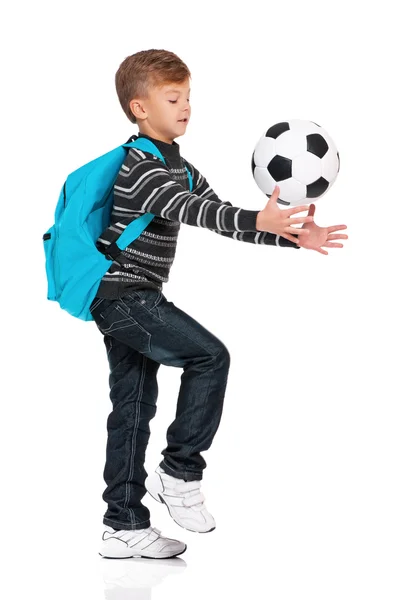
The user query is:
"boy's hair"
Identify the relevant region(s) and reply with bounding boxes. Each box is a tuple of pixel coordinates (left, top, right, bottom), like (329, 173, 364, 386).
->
(115, 49, 191, 124)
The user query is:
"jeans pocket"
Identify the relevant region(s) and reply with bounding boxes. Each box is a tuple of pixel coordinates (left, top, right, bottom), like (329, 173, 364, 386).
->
(126, 288, 164, 313)
(89, 298, 116, 321)
(98, 302, 152, 353)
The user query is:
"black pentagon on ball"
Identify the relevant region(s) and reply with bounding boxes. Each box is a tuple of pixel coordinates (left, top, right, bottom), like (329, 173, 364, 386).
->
(267, 155, 292, 181)
(307, 133, 329, 158)
(307, 177, 329, 198)
(251, 151, 256, 176)
(265, 122, 290, 139)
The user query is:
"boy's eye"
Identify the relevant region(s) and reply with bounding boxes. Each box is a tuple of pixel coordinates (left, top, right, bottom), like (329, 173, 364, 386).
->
(169, 99, 190, 104)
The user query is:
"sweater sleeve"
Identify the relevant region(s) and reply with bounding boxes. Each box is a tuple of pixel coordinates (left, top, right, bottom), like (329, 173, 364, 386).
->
(185, 160, 301, 249)
(114, 148, 259, 232)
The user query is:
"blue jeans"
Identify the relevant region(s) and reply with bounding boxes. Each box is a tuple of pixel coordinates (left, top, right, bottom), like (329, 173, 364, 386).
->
(89, 288, 230, 531)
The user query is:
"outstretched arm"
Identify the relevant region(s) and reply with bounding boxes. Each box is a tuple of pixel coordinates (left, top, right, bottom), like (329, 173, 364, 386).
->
(207, 228, 300, 248)
(185, 159, 300, 249)
(115, 149, 260, 232)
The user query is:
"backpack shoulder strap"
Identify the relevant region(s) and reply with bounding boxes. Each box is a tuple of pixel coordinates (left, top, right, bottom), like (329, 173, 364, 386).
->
(110, 137, 167, 253)
(123, 137, 193, 192)
(123, 138, 166, 164)
(182, 158, 194, 192)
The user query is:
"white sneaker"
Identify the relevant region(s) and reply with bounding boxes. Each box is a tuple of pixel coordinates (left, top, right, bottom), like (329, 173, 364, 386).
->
(145, 467, 216, 533)
(99, 525, 187, 559)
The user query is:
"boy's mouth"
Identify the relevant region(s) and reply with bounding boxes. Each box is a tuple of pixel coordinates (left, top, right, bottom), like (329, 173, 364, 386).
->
(178, 118, 188, 122)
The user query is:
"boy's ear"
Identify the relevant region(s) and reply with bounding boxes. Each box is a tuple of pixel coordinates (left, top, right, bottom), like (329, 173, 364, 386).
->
(130, 99, 146, 120)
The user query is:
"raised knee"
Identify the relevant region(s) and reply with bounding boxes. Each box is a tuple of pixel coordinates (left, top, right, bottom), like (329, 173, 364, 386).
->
(216, 344, 230, 367)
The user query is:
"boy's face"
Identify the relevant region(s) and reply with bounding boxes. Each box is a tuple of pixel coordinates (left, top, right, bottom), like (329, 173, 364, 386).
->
(130, 78, 191, 144)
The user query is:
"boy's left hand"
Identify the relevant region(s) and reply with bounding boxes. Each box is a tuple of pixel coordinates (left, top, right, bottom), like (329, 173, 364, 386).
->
(294, 203, 348, 255)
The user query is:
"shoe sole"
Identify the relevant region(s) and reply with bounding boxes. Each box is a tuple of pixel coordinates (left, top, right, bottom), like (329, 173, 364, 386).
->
(146, 483, 216, 534)
(99, 545, 187, 560)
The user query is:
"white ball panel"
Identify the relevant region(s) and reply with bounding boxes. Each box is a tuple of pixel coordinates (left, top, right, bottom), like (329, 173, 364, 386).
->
(321, 149, 339, 182)
(277, 178, 307, 206)
(288, 119, 320, 136)
(292, 152, 322, 184)
(253, 137, 276, 168)
(275, 130, 307, 159)
(253, 166, 276, 195)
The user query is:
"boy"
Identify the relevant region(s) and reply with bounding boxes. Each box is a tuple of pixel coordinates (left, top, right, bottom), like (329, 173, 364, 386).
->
(91, 49, 348, 559)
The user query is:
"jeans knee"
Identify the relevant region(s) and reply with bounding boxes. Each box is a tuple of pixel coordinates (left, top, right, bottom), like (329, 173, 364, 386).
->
(216, 344, 230, 369)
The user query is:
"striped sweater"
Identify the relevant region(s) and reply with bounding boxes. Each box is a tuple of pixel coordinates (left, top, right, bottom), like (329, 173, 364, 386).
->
(95, 132, 300, 298)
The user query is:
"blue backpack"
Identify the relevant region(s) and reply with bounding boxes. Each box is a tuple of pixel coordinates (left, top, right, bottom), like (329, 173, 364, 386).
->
(43, 136, 193, 321)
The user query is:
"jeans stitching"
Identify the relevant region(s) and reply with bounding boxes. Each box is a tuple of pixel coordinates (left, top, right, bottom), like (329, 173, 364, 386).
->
(125, 353, 147, 527)
(104, 517, 150, 528)
(119, 297, 216, 359)
(98, 301, 119, 322)
(114, 306, 152, 353)
(163, 349, 227, 474)
(153, 291, 163, 309)
(161, 462, 201, 480)
(192, 353, 219, 456)
(132, 290, 163, 310)
(101, 317, 137, 335)
(161, 319, 219, 358)
(118, 297, 133, 314)
(103, 334, 112, 356)
(121, 298, 216, 356)
(185, 353, 219, 459)
(90, 297, 104, 312)
(116, 305, 150, 336)
(126, 292, 165, 320)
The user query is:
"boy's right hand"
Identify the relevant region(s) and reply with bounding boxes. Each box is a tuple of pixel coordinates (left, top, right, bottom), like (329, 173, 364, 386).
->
(256, 185, 314, 244)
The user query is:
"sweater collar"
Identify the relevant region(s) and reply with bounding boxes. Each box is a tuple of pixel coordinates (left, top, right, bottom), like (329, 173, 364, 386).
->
(132, 132, 181, 162)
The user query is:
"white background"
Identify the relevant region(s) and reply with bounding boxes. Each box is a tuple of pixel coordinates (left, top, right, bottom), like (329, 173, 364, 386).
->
(2, 0, 397, 597)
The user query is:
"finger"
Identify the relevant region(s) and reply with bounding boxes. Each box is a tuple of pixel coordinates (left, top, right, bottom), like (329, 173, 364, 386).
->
(327, 234, 348, 240)
(269, 185, 280, 202)
(285, 227, 310, 235)
(316, 247, 328, 255)
(307, 203, 316, 218)
(323, 242, 344, 248)
(327, 225, 348, 233)
(287, 216, 314, 225)
(286, 205, 311, 215)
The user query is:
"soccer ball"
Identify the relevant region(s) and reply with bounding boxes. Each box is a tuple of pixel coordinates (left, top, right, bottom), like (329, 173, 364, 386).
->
(251, 119, 340, 206)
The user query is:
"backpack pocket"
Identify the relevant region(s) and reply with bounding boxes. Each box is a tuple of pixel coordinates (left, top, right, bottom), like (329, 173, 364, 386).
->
(43, 225, 57, 301)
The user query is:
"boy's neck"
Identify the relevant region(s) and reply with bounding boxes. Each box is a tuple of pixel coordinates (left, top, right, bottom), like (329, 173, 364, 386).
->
(138, 128, 175, 145)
